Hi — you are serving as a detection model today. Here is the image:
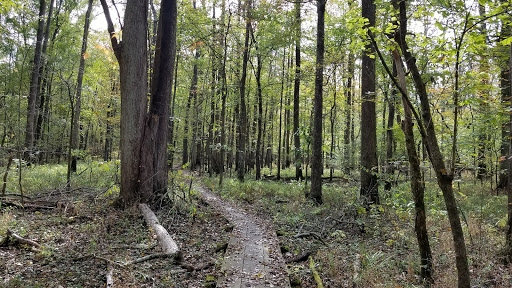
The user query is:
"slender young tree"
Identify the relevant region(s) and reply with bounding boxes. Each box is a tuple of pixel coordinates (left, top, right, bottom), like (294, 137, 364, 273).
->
(392, 50, 433, 285)
(70, 0, 94, 174)
(309, 0, 326, 205)
(293, 1, 303, 180)
(344, 52, 354, 174)
(390, 0, 470, 286)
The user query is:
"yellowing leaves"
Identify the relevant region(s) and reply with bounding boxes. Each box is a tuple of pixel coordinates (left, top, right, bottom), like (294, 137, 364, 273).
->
(82, 52, 90, 59)
(189, 41, 204, 51)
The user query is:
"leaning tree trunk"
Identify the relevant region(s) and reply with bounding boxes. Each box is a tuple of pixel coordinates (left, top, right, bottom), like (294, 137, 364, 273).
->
(393, 51, 433, 284)
(309, 0, 325, 205)
(392, 0, 470, 286)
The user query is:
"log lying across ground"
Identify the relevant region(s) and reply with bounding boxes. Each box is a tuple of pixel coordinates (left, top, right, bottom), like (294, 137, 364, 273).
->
(138, 203, 179, 255)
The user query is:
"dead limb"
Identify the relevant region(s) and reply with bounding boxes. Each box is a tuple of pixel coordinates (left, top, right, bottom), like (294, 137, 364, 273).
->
(309, 256, 325, 288)
(1, 229, 42, 252)
(138, 203, 179, 255)
(106, 264, 114, 288)
(352, 254, 361, 288)
(123, 253, 172, 265)
(295, 231, 328, 247)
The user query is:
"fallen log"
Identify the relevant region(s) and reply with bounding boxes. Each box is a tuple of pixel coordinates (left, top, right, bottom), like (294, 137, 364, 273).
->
(138, 203, 179, 256)
(106, 264, 114, 288)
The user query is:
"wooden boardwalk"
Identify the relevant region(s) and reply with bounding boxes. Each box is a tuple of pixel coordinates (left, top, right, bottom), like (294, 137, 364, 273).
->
(196, 184, 290, 288)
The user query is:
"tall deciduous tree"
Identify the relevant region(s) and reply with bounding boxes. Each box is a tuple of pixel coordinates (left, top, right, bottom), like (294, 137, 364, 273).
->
(360, 0, 379, 205)
(100, 0, 177, 205)
(309, 0, 325, 205)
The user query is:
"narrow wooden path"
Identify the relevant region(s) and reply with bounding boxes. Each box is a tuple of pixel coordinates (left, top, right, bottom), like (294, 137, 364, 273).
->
(193, 180, 290, 288)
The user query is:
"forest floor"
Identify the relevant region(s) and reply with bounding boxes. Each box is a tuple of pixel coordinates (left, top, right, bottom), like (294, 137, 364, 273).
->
(0, 175, 234, 287)
(2, 162, 512, 287)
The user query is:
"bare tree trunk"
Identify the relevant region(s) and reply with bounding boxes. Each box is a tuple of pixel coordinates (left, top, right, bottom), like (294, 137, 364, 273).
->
(219, 0, 230, 186)
(309, 0, 325, 205)
(70, 0, 93, 174)
(238, 0, 251, 181)
(25, 0, 46, 153)
(499, 0, 511, 190)
(35, 0, 55, 147)
(277, 48, 285, 180)
(385, 67, 397, 191)
(139, 0, 177, 198)
(255, 43, 263, 180)
(293, 2, 303, 180)
(330, 65, 337, 181)
(360, 0, 379, 206)
(344, 52, 354, 175)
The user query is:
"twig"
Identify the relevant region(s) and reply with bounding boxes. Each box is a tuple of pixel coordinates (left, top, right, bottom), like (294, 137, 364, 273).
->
(295, 232, 328, 247)
(123, 253, 172, 265)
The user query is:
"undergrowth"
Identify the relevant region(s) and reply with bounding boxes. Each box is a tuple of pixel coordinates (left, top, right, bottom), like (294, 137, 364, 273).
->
(202, 167, 512, 287)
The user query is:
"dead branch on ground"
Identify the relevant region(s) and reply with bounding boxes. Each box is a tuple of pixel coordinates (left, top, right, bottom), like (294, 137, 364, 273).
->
(295, 231, 328, 247)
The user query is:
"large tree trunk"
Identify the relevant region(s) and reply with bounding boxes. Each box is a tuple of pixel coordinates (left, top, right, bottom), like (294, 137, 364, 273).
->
(139, 0, 177, 198)
(360, 0, 379, 205)
(392, 1, 470, 286)
(70, 0, 93, 173)
(309, 0, 325, 205)
(117, 0, 149, 204)
(101, 0, 176, 205)
(293, 2, 303, 181)
(25, 0, 46, 153)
